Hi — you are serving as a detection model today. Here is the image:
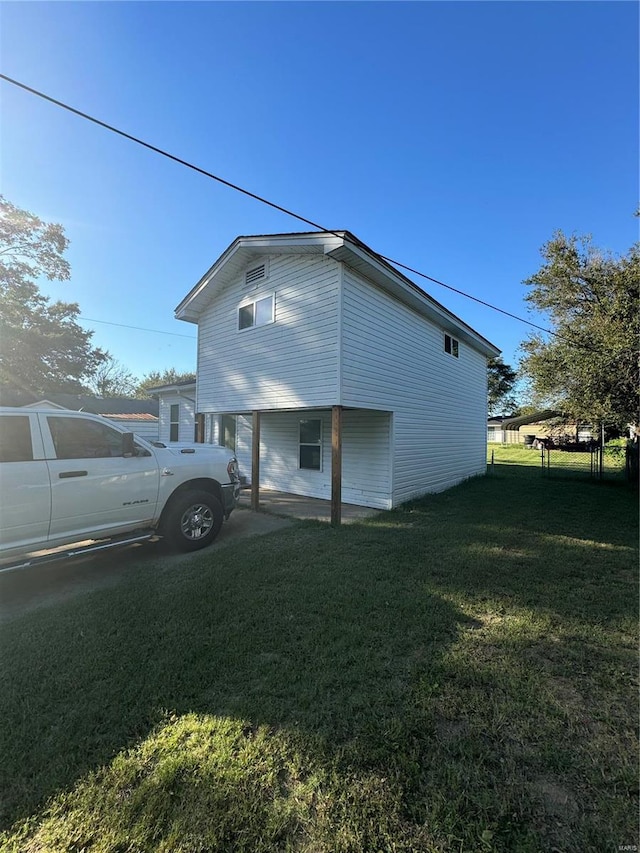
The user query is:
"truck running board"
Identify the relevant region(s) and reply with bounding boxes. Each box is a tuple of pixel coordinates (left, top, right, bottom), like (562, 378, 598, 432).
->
(0, 533, 155, 574)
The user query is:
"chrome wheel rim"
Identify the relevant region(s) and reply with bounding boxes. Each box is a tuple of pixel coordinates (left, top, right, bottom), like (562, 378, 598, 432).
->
(180, 503, 214, 540)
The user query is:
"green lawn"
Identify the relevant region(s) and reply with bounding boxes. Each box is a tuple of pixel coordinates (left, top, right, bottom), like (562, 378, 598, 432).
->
(1, 449, 638, 852)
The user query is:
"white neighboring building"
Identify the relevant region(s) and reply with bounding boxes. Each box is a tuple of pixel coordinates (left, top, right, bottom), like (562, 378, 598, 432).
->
(146, 380, 197, 445)
(148, 380, 252, 482)
(487, 417, 506, 443)
(175, 231, 500, 509)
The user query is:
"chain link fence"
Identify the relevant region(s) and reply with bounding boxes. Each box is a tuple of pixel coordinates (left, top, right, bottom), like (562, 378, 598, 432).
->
(540, 442, 632, 483)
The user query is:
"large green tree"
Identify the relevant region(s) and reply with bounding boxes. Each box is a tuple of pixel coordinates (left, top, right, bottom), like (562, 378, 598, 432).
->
(520, 230, 639, 430)
(487, 356, 518, 416)
(0, 196, 107, 393)
(135, 368, 196, 398)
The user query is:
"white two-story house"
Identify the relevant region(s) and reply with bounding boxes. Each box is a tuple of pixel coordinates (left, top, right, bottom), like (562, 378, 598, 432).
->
(175, 231, 500, 516)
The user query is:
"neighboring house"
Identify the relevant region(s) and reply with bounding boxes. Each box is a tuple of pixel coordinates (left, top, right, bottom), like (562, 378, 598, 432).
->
(175, 230, 501, 510)
(0, 389, 159, 441)
(145, 379, 197, 445)
(487, 416, 507, 443)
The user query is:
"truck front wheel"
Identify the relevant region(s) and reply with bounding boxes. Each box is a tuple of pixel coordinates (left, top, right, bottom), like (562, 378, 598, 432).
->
(163, 490, 224, 551)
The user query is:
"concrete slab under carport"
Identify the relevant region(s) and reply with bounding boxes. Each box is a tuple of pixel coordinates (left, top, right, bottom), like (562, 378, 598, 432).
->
(238, 488, 382, 522)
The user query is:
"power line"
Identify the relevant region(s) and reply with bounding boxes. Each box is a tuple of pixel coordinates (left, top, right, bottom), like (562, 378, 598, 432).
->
(80, 316, 196, 339)
(1, 71, 557, 340)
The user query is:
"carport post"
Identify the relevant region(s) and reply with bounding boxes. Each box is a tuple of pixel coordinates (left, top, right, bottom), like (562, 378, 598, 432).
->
(251, 410, 261, 511)
(331, 405, 343, 526)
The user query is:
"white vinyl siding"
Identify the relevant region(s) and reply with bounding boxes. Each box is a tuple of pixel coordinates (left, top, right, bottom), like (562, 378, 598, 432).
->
(209, 413, 253, 483)
(235, 416, 253, 482)
(257, 409, 391, 509)
(341, 269, 488, 503)
(197, 253, 340, 412)
(120, 420, 159, 442)
(157, 393, 197, 444)
(342, 409, 391, 508)
(189, 241, 493, 509)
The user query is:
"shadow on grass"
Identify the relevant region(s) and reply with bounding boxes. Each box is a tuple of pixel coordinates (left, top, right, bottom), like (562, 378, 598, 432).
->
(0, 464, 637, 851)
(0, 530, 474, 833)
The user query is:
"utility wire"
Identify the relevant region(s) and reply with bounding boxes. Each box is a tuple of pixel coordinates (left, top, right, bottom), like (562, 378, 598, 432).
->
(80, 316, 196, 339)
(1, 72, 562, 342)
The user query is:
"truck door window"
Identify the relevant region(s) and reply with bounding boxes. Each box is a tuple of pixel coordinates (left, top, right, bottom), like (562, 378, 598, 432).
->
(47, 417, 126, 460)
(0, 415, 33, 462)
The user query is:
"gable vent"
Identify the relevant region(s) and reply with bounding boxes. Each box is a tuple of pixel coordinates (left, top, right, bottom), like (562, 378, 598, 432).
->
(245, 264, 266, 285)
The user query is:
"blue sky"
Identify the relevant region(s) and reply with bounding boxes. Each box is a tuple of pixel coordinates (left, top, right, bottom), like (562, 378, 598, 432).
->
(1, 1, 637, 384)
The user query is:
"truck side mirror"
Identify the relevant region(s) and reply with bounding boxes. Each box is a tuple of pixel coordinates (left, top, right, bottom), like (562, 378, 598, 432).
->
(122, 433, 136, 457)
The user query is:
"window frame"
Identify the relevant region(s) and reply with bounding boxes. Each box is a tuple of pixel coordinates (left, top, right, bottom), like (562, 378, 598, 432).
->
(169, 404, 180, 442)
(444, 333, 459, 358)
(238, 293, 275, 332)
(299, 418, 322, 472)
(219, 414, 237, 452)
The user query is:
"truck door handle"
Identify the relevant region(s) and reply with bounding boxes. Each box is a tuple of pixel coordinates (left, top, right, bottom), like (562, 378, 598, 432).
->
(59, 470, 88, 478)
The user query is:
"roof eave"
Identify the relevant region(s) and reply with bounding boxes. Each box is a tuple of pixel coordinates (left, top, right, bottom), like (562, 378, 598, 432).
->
(175, 231, 501, 357)
(326, 240, 501, 357)
(145, 382, 197, 394)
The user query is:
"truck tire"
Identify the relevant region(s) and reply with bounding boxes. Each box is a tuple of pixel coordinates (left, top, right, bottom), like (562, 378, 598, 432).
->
(162, 490, 224, 551)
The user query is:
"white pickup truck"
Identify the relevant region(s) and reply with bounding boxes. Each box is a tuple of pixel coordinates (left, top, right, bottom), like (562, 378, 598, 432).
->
(0, 408, 241, 566)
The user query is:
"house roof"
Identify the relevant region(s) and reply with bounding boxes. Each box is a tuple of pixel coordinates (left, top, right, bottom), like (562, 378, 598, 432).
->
(175, 231, 501, 358)
(0, 388, 159, 417)
(145, 379, 197, 395)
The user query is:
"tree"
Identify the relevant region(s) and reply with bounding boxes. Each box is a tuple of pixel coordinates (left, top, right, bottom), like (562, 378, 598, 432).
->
(0, 196, 107, 393)
(520, 230, 639, 430)
(135, 368, 196, 398)
(487, 356, 518, 416)
(87, 354, 138, 398)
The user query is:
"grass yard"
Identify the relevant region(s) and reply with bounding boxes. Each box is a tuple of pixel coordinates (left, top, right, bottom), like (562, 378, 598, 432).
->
(1, 448, 637, 852)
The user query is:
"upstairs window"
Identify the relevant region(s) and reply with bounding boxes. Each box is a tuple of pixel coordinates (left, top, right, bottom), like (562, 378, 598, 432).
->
(238, 294, 274, 330)
(444, 333, 459, 358)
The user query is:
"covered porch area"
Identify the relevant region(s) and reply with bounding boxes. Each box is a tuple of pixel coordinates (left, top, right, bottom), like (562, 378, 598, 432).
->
(200, 404, 393, 524)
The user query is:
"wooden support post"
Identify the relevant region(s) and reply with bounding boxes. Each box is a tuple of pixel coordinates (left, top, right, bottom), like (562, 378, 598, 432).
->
(195, 413, 205, 443)
(251, 410, 261, 511)
(331, 405, 343, 526)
